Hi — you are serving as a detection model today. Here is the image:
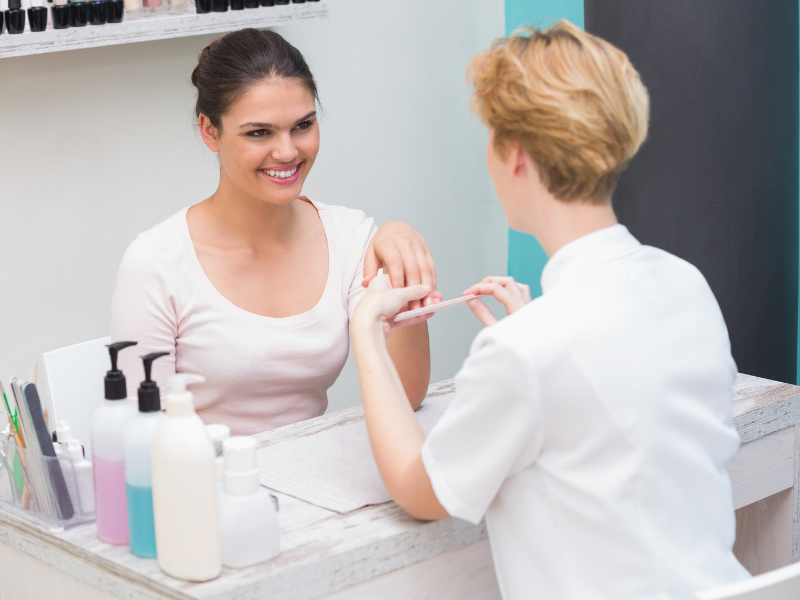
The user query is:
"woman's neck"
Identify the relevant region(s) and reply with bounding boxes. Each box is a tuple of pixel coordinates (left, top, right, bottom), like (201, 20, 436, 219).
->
(528, 196, 619, 259)
(200, 174, 300, 247)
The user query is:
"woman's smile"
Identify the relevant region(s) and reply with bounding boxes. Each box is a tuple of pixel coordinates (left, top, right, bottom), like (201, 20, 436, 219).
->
(258, 161, 303, 185)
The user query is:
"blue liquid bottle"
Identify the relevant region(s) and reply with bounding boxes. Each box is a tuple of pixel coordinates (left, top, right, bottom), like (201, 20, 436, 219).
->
(124, 352, 169, 558)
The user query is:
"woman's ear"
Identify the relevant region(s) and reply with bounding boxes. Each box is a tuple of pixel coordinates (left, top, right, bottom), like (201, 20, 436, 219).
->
(198, 114, 221, 153)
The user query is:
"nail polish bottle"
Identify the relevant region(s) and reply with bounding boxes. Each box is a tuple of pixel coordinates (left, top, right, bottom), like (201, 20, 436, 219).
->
(291, 0, 305, 3)
(0, 12, 4, 34)
(28, 0, 47, 30)
(167, 0, 187, 14)
(194, 0, 207, 12)
(5, 0, 26, 34)
(106, 0, 122, 21)
(89, 0, 105, 24)
(243, 0, 255, 7)
(141, 0, 160, 14)
(210, 0, 224, 12)
(68, 0, 86, 25)
(122, 0, 139, 17)
(259, 0, 273, 6)
(229, 0, 241, 9)
(51, 0, 69, 28)
(274, 0, 288, 4)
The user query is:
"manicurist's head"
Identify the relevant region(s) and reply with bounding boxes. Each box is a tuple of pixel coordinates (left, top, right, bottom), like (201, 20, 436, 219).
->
(192, 28, 319, 206)
(468, 21, 649, 251)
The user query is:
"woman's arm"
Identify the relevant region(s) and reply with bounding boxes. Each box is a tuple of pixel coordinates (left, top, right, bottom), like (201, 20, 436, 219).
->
(386, 323, 430, 410)
(351, 275, 448, 520)
(359, 220, 441, 409)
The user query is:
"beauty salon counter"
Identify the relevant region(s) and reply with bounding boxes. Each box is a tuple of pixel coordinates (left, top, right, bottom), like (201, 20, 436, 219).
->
(0, 376, 798, 600)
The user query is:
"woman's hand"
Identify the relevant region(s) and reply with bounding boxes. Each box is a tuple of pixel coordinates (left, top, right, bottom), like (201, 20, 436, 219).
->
(363, 221, 437, 310)
(353, 275, 437, 338)
(463, 276, 532, 327)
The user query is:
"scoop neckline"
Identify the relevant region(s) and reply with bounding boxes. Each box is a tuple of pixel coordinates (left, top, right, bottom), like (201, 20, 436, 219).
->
(177, 200, 342, 329)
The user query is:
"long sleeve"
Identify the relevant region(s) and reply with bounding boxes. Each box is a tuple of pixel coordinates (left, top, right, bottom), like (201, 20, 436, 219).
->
(110, 232, 179, 399)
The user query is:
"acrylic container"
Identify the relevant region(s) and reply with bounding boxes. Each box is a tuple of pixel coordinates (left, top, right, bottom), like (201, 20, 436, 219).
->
(0, 438, 95, 531)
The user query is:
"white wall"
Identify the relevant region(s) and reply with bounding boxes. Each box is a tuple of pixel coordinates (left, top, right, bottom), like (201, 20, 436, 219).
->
(0, 0, 506, 414)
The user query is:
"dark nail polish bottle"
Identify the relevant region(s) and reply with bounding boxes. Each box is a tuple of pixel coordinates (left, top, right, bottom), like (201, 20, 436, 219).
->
(275, 0, 288, 4)
(90, 0, 106, 24)
(292, 0, 306, 3)
(5, 0, 26, 34)
(28, 0, 48, 30)
(0, 11, 5, 33)
(260, 0, 274, 5)
(244, 0, 257, 7)
(106, 0, 123, 22)
(210, 0, 225, 11)
(68, 1, 87, 25)
(195, 0, 209, 12)
(229, 0, 242, 9)
(51, 1, 70, 28)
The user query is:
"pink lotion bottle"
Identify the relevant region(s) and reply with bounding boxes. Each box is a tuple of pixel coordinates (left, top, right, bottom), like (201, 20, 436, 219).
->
(91, 341, 139, 545)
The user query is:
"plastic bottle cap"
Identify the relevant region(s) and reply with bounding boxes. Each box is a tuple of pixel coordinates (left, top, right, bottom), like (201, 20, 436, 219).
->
(137, 352, 169, 412)
(223, 437, 259, 496)
(105, 341, 137, 400)
(65, 439, 84, 461)
(165, 373, 205, 417)
(55, 420, 74, 443)
(206, 424, 231, 445)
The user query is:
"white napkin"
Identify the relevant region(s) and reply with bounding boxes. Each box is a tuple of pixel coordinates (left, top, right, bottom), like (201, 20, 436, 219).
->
(257, 383, 455, 514)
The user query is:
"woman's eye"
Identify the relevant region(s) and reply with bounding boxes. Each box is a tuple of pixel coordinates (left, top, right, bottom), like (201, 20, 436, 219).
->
(295, 121, 312, 131)
(247, 129, 270, 138)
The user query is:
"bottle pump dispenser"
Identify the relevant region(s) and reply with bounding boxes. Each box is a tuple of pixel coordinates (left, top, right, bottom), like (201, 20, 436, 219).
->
(124, 352, 169, 558)
(91, 341, 138, 545)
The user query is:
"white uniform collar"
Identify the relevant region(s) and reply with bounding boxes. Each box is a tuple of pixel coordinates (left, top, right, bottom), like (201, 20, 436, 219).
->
(540, 224, 640, 294)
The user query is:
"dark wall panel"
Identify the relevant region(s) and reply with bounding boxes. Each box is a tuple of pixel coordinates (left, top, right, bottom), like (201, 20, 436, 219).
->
(584, 0, 799, 383)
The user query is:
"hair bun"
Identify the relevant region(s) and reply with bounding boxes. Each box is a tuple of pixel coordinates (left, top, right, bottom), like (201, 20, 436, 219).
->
(191, 37, 223, 88)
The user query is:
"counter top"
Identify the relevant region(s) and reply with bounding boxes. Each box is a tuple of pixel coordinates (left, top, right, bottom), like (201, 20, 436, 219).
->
(0, 375, 798, 600)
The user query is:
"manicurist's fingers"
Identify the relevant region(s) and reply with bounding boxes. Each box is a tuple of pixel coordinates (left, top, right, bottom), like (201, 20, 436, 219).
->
(467, 299, 498, 327)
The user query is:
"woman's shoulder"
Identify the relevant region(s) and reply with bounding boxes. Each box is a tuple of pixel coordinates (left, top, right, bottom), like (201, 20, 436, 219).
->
(310, 200, 377, 244)
(119, 208, 189, 275)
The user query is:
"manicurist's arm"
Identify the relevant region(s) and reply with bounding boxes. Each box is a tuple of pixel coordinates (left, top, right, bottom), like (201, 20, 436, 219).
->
(362, 220, 441, 409)
(351, 275, 449, 520)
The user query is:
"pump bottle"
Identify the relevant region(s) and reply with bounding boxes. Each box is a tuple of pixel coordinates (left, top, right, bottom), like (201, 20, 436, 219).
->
(124, 352, 169, 559)
(91, 341, 138, 545)
(219, 437, 279, 568)
(64, 439, 95, 514)
(151, 374, 221, 581)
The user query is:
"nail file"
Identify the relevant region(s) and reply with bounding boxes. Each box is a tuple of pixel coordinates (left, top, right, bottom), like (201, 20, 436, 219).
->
(393, 294, 482, 323)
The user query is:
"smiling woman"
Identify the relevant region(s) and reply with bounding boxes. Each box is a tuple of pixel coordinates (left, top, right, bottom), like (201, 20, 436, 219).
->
(110, 29, 441, 436)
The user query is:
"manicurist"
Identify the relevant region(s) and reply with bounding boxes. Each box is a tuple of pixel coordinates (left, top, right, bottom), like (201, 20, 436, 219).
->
(351, 21, 750, 599)
(111, 29, 441, 436)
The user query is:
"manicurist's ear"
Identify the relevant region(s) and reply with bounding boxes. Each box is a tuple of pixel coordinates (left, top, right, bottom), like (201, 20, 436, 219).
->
(198, 114, 221, 153)
(506, 143, 528, 179)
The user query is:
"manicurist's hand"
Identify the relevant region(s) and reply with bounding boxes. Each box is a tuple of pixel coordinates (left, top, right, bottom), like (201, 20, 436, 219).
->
(464, 276, 532, 327)
(363, 221, 437, 310)
(353, 274, 440, 337)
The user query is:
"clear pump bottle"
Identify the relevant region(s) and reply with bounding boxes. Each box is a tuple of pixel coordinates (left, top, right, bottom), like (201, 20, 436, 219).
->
(125, 352, 169, 559)
(91, 341, 138, 545)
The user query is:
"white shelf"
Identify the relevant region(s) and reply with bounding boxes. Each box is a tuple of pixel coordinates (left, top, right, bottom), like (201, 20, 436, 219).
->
(0, 0, 327, 59)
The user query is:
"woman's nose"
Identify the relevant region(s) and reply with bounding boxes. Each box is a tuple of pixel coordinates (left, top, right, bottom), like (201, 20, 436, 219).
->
(271, 132, 299, 163)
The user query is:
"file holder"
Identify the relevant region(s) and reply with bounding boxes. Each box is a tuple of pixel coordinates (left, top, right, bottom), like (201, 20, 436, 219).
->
(0, 438, 95, 531)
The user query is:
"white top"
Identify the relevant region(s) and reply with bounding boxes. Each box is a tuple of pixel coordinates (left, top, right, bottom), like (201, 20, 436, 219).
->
(422, 225, 750, 600)
(110, 202, 377, 436)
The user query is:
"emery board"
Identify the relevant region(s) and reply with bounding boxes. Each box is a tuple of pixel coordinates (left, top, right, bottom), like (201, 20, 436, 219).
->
(18, 381, 74, 520)
(393, 294, 482, 323)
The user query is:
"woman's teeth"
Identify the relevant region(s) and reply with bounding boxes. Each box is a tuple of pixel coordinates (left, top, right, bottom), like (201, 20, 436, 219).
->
(262, 165, 298, 178)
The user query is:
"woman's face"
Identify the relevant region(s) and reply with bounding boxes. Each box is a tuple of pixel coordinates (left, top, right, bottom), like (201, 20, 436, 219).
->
(203, 78, 319, 205)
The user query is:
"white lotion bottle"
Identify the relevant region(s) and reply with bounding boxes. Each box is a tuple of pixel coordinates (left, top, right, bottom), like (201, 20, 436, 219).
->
(151, 374, 221, 582)
(64, 439, 95, 514)
(91, 341, 138, 545)
(219, 437, 279, 569)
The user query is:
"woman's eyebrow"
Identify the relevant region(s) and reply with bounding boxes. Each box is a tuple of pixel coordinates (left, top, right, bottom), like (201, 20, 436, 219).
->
(240, 111, 317, 129)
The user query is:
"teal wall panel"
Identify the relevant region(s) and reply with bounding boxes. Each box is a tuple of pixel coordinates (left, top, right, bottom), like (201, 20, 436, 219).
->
(505, 0, 584, 296)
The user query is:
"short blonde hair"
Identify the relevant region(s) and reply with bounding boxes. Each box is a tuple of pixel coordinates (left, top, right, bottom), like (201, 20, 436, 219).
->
(468, 20, 649, 202)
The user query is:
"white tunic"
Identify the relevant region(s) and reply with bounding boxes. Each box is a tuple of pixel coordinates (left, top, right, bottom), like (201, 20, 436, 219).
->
(422, 225, 750, 600)
(111, 201, 376, 436)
